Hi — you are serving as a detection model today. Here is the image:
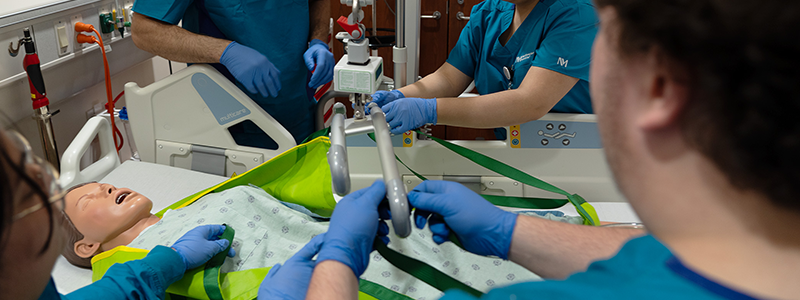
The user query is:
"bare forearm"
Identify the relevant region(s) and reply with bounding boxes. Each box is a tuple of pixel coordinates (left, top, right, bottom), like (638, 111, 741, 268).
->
(508, 215, 644, 279)
(307, 261, 359, 300)
(131, 12, 230, 63)
(398, 63, 471, 98)
(399, 73, 461, 98)
(436, 89, 551, 128)
(308, 0, 330, 42)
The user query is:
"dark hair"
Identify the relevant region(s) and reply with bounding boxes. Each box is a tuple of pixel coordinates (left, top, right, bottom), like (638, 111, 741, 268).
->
(594, 0, 800, 210)
(0, 129, 57, 260)
(61, 182, 96, 268)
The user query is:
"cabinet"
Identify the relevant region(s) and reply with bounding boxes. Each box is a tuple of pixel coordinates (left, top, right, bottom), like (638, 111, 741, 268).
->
(329, 0, 499, 140)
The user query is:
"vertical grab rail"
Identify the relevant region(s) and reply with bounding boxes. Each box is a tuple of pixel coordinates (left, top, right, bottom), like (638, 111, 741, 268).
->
(368, 102, 412, 238)
(328, 102, 351, 196)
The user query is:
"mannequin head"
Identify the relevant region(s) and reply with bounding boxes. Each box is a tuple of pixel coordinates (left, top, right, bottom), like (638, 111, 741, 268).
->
(62, 183, 159, 268)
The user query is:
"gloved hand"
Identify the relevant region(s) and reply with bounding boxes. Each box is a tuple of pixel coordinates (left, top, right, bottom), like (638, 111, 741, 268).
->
(172, 224, 236, 271)
(369, 90, 405, 107)
(316, 180, 389, 277)
(381, 97, 437, 135)
(258, 234, 325, 300)
(304, 39, 334, 89)
(408, 180, 518, 259)
(219, 41, 282, 98)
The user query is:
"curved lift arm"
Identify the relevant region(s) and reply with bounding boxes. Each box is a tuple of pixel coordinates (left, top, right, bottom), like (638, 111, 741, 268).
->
(328, 102, 351, 196)
(368, 102, 412, 238)
(327, 102, 412, 237)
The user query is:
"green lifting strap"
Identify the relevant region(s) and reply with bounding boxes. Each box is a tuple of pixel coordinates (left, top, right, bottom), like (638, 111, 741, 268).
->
(366, 133, 573, 211)
(373, 240, 483, 298)
(358, 279, 415, 300)
(203, 224, 236, 300)
(413, 131, 600, 226)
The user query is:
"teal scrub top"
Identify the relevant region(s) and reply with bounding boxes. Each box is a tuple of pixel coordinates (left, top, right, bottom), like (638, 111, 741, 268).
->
(133, 0, 315, 146)
(41, 246, 185, 299)
(447, 0, 597, 114)
(440, 235, 760, 300)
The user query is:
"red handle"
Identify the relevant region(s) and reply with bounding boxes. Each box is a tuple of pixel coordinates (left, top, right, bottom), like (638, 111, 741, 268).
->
(337, 16, 363, 40)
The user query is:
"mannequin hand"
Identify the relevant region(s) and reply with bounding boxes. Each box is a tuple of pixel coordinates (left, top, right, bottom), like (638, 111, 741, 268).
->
(381, 97, 437, 135)
(258, 234, 325, 300)
(316, 181, 389, 277)
(220, 41, 282, 98)
(408, 180, 518, 259)
(304, 39, 334, 89)
(172, 224, 236, 271)
(369, 90, 405, 107)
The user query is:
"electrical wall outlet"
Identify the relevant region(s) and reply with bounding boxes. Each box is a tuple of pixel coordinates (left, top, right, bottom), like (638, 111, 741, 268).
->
(70, 14, 85, 50)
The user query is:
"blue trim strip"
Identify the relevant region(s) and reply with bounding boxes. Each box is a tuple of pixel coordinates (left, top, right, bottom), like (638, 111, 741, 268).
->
(665, 256, 760, 300)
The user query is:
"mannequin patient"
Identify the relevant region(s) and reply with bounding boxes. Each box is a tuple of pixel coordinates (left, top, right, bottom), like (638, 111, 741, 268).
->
(62, 183, 540, 297)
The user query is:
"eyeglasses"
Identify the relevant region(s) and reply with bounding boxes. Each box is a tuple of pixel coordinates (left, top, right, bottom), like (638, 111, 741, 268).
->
(6, 131, 66, 221)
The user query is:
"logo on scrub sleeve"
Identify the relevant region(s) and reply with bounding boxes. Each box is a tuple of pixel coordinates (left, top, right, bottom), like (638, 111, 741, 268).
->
(558, 57, 569, 68)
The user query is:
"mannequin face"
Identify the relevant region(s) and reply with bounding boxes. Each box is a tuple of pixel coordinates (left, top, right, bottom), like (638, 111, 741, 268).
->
(63, 183, 153, 248)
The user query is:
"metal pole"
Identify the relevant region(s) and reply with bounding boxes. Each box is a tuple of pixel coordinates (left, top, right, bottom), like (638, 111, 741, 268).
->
(393, 0, 407, 88)
(34, 107, 60, 169)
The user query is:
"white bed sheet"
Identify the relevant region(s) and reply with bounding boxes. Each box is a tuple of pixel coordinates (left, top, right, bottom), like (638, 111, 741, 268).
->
(52, 161, 228, 294)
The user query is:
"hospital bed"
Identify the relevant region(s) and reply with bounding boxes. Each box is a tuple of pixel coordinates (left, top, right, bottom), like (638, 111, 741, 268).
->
(51, 65, 641, 295)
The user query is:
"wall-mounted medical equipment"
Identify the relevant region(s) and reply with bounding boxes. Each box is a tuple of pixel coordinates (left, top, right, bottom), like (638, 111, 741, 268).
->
(8, 27, 60, 169)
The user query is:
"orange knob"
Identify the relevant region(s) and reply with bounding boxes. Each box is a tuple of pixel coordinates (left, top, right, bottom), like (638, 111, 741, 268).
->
(74, 22, 95, 33)
(76, 34, 96, 44)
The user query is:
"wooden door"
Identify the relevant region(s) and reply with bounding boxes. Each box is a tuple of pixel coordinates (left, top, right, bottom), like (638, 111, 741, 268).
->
(442, 0, 502, 140)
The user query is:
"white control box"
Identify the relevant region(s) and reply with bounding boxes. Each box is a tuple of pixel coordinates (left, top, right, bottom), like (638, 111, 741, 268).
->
(333, 55, 383, 94)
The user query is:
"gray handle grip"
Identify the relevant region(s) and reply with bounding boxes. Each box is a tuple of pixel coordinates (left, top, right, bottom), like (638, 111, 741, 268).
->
(328, 103, 351, 196)
(368, 103, 412, 238)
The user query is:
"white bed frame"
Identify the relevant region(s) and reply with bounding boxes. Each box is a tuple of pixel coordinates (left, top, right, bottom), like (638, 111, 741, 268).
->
(114, 64, 626, 203)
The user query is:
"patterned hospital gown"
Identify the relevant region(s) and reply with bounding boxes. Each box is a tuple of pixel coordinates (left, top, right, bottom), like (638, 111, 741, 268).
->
(128, 186, 541, 299)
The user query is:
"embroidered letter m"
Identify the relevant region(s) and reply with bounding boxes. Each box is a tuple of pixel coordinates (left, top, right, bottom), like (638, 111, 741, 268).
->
(557, 57, 569, 68)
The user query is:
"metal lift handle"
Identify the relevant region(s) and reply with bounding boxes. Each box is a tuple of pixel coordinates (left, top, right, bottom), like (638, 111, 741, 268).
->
(368, 102, 412, 238)
(328, 102, 351, 196)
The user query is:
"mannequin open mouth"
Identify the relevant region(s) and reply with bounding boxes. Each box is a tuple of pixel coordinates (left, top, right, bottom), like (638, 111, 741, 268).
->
(116, 193, 130, 204)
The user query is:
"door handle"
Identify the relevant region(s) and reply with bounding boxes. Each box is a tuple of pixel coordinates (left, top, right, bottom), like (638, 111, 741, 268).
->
(421, 11, 442, 20)
(456, 11, 470, 20)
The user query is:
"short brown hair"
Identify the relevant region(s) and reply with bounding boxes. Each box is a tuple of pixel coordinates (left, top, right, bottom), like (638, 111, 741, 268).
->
(61, 182, 96, 268)
(594, 0, 800, 210)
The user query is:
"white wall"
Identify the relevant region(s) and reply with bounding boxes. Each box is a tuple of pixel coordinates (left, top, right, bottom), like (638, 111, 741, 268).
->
(5, 55, 187, 165)
(0, 0, 188, 166)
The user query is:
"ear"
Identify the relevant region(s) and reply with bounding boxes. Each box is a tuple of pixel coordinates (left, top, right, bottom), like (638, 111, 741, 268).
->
(74, 238, 101, 258)
(636, 55, 689, 131)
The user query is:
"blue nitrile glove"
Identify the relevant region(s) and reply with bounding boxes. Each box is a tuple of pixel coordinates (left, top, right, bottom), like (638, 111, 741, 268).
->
(304, 39, 334, 89)
(316, 180, 389, 277)
(382, 97, 437, 135)
(172, 224, 236, 271)
(219, 41, 282, 98)
(408, 180, 518, 259)
(369, 90, 405, 107)
(258, 234, 325, 300)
